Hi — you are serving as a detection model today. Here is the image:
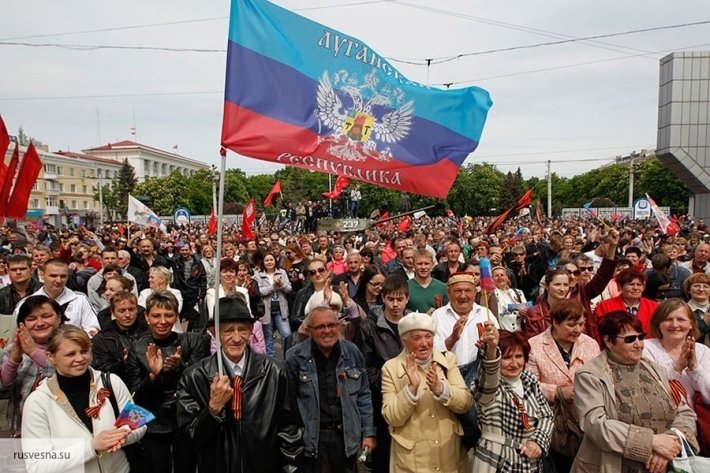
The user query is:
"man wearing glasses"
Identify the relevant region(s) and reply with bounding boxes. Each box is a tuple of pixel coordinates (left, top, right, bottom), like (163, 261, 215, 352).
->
(0, 255, 42, 315)
(286, 306, 376, 473)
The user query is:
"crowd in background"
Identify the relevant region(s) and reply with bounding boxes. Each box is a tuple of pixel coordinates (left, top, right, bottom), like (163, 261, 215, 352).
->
(0, 209, 709, 472)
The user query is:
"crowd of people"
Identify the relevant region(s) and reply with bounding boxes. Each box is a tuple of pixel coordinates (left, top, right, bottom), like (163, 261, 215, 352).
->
(0, 211, 710, 472)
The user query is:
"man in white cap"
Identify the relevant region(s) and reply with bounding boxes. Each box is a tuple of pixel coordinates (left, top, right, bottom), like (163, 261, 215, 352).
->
(380, 312, 473, 472)
(431, 272, 498, 381)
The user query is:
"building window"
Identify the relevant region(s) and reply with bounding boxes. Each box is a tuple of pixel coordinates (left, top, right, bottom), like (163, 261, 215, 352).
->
(30, 199, 39, 208)
(44, 182, 48, 190)
(161, 164, 167, 175)
(32, 182, 38, 191)
(45, 197, 58, 207)
(44, 164, 56, 173)
(83, 201, 89, 209)
(71, 200, 77, 209)
(58, 183, 64, 192)
(69, 168, 75, 177)
(153, 162, 158, 174)
(82, 185, 88, 194)
(57, 166, 63, 175)
(144, 160, 150, 171)
(81, 169, 87, 178)
(97, 168, 102, 179)
(70, 184, 76, 193)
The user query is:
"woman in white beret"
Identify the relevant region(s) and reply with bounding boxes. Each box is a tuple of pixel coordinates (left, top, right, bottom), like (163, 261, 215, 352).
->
(381, 312, 473, 472)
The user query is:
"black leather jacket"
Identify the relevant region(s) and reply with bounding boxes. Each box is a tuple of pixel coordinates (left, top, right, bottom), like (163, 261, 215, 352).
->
(170, 254, 207, 303)
(176, 350, 304, 473)
(126, 332, 210, 434)
(90, 318, 150, 381)
(290, 283, 315, 332)
(0, 279, 43, 315)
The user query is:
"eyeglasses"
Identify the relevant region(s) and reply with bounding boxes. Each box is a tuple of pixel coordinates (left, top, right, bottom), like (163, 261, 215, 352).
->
(513, 253, 525, 257)
(614, 332, 647, 343)
(369, 281, 383, 288)
(309, 322, 338, 332)
(578, 266, 594, 272)
(308, 267, 326, 276)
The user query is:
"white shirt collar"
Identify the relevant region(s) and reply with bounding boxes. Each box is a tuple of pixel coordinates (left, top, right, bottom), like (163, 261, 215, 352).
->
(223, 349, 246, 377)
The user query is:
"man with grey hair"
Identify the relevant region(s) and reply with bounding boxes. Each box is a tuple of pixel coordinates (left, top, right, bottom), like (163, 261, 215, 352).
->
(118, 249, 148, 292)
(286, 306, 376, 472)
(332, 250, 362, 298)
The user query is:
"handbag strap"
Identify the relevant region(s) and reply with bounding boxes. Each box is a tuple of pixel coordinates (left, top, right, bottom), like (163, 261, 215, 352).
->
(100, 372, 120, 419)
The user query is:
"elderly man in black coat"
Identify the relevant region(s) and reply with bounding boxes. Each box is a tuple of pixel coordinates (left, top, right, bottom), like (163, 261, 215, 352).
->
(176, 298, 304, 472)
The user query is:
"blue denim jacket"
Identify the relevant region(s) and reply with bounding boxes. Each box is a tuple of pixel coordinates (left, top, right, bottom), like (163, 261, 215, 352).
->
(285, 339, 376, 458)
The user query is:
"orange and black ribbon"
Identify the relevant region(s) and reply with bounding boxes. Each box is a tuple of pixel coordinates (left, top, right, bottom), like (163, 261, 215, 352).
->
(232, 376, 242, 420)
(669, 379, 688, 408)
(512, 395, 532, 430)
(85, 388, 111, 418)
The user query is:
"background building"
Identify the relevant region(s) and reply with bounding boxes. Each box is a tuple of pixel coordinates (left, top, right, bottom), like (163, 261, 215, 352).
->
(83, 140, 208, 182)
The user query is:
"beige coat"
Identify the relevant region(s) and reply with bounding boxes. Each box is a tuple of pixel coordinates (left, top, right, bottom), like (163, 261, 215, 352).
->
(381, 350, 473, 473)
(572, 350, 698, 472)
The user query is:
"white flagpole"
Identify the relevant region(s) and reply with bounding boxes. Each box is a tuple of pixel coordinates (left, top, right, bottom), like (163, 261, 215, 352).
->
(214, 149, 227, 377)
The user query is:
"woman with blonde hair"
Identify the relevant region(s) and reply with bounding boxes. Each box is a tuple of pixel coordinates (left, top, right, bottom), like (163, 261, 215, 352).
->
(685, 272, 710, 346)
(138, 266, 183, 332)
(21, 324, 146, 473)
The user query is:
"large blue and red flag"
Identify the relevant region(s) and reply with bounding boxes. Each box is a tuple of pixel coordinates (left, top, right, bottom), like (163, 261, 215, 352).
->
(221, 0, 492, 199)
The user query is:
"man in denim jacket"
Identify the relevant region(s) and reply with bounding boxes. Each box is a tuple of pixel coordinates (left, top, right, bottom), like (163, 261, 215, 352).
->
(286, 305, 377, 472)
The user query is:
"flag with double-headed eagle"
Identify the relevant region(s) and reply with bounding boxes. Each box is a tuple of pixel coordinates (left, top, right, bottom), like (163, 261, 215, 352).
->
(221, 0, 492, 199)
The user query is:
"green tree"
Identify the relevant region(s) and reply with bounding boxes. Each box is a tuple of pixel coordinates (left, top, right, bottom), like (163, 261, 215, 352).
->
(115, 159, 137, 217)
(447, 163, 504, 216)
(498, 169, 525, 210)
(133, 171, 190, 216)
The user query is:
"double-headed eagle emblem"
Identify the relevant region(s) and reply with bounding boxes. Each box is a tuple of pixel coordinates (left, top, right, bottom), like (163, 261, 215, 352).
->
(315, 69, 414, 162)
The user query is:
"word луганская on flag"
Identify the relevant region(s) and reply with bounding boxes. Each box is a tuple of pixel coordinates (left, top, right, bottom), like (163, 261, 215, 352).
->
(221, 0, 492, 199)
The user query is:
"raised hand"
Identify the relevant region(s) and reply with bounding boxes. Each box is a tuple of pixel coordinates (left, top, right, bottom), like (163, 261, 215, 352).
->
(17, 324, 38, 358)
(482, 321, 499, 360)
(338, 281, 350, 307)
(163, 346, 182, 371)
(425, 362, 443, 397)
(9, 331, 23, 363)
(146, 343, 164, 380)
(323, 282, 334, 306)
(402, 352, 420, 396)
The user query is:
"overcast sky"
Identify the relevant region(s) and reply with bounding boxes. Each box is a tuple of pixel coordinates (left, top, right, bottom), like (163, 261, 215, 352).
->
(1, 0, 708, 182)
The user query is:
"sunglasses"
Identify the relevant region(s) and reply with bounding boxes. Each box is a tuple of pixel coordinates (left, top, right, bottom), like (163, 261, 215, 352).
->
(308, 267, 326, 276)
(578, 266, 594, 272)
(614, 332, 647, 344)
(513, 253, 525, 257)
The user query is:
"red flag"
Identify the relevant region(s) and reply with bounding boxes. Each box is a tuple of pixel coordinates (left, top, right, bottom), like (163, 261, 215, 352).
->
(242, 198, 256, 239)
(263, 180, 281, 207)
(0, 143, 20, 217)
(322, 175, 350, 199)
(208, 209, 217, 235)
(397, 215, 411, 232)
(484, 188, 534, 235)
(6, 143, 42, 219)
(0, 117, 9, 182)
(536, 198, 543, 227)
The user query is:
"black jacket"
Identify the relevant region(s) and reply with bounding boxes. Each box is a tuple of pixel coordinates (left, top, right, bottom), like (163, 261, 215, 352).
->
(90, 318, 150, 381)
(431, 261, 466, 283)
(290, 282, 315, 332)
(176, 350, 304, 473)
(0, 279, 42, 315)
(126, 332, 210, 434)
(354, 306, 406, 431)
(96, 305, 147, 331)
(170, 254, 207, 305)
(125, 264, 149, 293)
